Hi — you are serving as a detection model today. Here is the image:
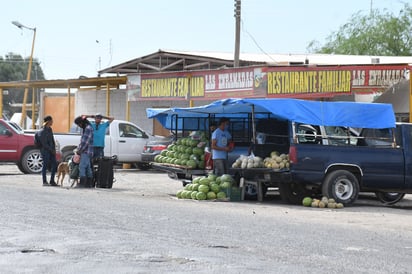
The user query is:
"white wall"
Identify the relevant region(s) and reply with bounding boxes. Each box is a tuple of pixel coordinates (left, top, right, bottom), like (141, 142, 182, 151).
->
(75, 89, 217, 135)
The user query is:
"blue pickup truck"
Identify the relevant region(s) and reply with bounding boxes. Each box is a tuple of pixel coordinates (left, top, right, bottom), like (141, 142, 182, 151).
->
(148, 98, 408, 206)
(274, 121, 409, 205)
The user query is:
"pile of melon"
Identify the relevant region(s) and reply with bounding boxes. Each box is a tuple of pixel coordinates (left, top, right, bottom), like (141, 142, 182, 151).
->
(176, 174, 234, 201)
(302, 196, 344, 209)
(263, 151, 290, 169)
(154, 132, 208, 169)
(231, 155, 265, 169)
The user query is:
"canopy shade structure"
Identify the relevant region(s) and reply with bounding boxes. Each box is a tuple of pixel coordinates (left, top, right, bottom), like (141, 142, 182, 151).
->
(147, 98, 396, 130)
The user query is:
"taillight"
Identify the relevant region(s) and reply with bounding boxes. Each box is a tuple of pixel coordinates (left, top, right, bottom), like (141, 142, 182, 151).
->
(145, 145, 167, 152)
(289, 146, 297, 164)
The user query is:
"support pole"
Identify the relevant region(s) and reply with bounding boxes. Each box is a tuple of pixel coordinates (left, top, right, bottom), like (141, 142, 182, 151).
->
(67, 86, 71, 132)
(106, 84, 110, 116)
(31, 87, 36, 129)
(234, 0, 241, 67)
(20, 27, 37, 128)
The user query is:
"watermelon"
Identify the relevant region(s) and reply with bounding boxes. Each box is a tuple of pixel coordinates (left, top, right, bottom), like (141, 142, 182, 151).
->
(302, 197, 312, 207)
(208, 174, 217, 181)
(220, 181, 231, 189)
(207, 191, 217, 200)
(196, 192, 207, 200)
(191, 191, 198, 200)
(198, 185, 209, 193)
(220, 174, 234, 183)
(186, 159, 197, 169)
(216, 191, 227, 199)
(210, 183, 220, 193)
(176, 190, 183, 199)
(199, 177, 210, 185)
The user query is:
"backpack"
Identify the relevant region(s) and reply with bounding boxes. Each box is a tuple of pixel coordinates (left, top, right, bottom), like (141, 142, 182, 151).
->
(34, 131, 42, 148)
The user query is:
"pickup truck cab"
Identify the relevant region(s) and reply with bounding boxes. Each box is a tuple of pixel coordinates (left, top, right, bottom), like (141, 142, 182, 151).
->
(0, 119, 61, 174)
(282, 122, 409, 205)
(55, 119, 169, 169)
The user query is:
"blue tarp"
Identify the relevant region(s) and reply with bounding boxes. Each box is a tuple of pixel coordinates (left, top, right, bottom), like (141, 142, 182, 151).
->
(146, 98, 396, 129)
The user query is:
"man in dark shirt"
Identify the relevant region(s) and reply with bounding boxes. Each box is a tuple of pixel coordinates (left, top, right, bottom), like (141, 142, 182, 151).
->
(74, 116, 94, 188)
(38, 115, 58, 186)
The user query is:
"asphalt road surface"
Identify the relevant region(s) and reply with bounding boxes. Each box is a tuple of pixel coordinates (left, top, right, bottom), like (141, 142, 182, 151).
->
(1, 164, 412, 274)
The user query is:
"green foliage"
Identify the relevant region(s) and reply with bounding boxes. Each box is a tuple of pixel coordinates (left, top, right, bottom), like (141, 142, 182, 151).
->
(307, 3, 412, 56)
(0, 52, 45, 118)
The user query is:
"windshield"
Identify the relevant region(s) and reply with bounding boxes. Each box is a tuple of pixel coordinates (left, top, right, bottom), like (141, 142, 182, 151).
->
(6, 120, 24, 134)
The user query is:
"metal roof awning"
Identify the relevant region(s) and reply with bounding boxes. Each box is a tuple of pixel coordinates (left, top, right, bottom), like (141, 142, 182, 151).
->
(0, 76, 127, 89)
(98, 49, 264, 75)
(98, 49, 412, 76)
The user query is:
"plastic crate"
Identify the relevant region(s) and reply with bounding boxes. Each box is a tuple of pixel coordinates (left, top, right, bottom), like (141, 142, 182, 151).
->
(230, 187, 242, 201)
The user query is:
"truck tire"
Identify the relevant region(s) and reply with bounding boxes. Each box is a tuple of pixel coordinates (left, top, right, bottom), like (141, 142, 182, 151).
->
(375, 192, 405, 205)
(20, 148, 43, 174)
(322, 170, 359, 205)
(278, 182, 309, 204)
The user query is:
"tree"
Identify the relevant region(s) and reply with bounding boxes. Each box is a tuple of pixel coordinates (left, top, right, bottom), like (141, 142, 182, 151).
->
(0, 52, 45, 118)
(307, 3, 412, 56)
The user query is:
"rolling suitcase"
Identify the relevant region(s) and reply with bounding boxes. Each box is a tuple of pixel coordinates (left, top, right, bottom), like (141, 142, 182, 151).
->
(95, 156, 115, 188)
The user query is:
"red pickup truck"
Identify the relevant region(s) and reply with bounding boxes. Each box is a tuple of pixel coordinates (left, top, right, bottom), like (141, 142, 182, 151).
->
(0, 119, 61, 174)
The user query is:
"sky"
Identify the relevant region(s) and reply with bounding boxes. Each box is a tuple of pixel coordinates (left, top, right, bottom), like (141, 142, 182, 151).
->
(2, 0, 407, 80)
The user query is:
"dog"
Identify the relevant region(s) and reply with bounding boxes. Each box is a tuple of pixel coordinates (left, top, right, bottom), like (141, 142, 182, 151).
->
(56, 162, 70, 187)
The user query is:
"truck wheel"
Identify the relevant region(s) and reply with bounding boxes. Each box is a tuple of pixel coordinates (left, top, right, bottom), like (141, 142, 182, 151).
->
(375, 192, 405, 205)
(278, 182, 309, 204)
(20, 149, 43, 174)
(243, 183, 268, 200)
(137, 163, 151, 171)
(322, 170, 359, 205)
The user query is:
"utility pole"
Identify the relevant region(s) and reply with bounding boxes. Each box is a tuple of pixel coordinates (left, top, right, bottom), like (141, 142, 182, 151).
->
(234, 0, 241, 67)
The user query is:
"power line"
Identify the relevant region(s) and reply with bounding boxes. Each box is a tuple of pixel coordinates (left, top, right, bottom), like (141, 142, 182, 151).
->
(240, 19, 277, 63)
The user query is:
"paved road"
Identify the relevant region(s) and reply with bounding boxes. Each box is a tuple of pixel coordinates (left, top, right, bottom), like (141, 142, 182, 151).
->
(1, 164, 412, 274)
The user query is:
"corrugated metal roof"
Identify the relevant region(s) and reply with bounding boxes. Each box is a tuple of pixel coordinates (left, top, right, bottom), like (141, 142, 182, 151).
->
(98, 49, 412, 75)
(163, 49, 412, 65)
(374, 79, 410, 113)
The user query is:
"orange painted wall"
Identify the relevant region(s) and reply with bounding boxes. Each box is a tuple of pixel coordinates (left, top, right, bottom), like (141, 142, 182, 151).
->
(43, 96, 75, 133)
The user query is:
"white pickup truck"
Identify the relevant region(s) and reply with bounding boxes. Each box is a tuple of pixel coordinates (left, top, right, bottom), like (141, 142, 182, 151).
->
(55, 119, 170, 170)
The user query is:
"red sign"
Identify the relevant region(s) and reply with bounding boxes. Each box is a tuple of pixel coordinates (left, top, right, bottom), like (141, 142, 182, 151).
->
(127, 64, 410, 101)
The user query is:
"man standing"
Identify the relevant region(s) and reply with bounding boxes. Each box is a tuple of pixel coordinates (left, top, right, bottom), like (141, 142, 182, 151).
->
(38, 115, 58, 186)
(74, 116, 94, 188)
(211, 117, 233, 176)
(83, 113, 114, 160)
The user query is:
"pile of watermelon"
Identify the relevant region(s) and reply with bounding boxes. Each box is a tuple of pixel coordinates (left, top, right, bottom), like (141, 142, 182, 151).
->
(154, 132, 208, 169)
(176, 174, 235, 201)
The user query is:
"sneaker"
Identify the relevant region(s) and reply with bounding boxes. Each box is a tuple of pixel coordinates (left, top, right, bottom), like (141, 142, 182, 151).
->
(43, 182, 50, 186)
(49, 181, 58, 187)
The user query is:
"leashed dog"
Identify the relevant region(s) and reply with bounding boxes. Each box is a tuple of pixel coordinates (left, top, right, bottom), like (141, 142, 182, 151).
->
(56, 162, 69, 187)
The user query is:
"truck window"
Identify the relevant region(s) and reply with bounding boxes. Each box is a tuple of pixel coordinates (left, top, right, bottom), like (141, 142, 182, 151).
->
(119, 123, 143, 138)
(359, 128, 393, 147)
(296, 124, 320, 144)
(0, 123, 8, 135)
(324, 126, 358, 146)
